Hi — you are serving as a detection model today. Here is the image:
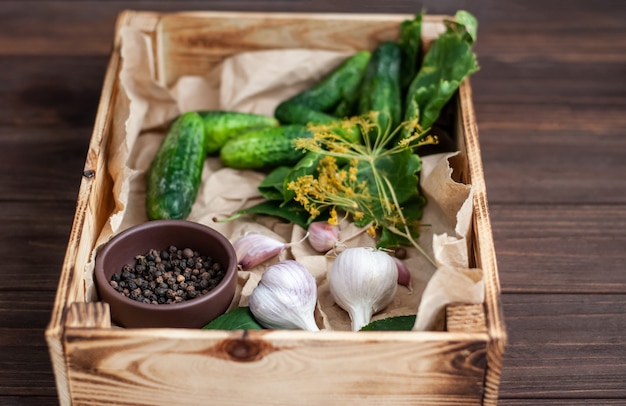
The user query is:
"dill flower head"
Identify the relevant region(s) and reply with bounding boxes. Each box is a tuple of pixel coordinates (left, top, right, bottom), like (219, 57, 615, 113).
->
(288, 112, 438, 264)
(287, 156, 371, 224)
(289, 112, 435, 223)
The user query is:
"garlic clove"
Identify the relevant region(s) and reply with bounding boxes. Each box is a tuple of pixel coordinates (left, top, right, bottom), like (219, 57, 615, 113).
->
(329, 247, 398, 331)
(393, 256, 413, 293)
(249, 260, 320, 331)
(234, 232, 286, 270)
(307, 221, 340, 252)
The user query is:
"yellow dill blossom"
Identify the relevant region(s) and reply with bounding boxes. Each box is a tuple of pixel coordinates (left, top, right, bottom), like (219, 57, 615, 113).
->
(328, 208, 339, 225)
(366, 224, 378, 238)
(287, 156, 373, 225)
(293, 137, 320, 151)
(290, 112, 438, 267)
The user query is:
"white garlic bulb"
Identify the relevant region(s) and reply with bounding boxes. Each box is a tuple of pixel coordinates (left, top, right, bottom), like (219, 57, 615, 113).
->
(329, 247, 398, 331)
(249, 260, 320, 331)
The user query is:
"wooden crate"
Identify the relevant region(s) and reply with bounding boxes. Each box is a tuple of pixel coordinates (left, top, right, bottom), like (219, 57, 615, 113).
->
(46, 10, 506, 405)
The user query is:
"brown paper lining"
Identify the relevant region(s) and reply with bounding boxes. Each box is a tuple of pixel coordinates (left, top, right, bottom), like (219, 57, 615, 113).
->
(83, 26, 484, 331)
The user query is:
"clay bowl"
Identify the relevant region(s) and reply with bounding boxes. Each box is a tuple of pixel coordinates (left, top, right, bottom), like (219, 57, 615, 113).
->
(94, 220, 237, 328)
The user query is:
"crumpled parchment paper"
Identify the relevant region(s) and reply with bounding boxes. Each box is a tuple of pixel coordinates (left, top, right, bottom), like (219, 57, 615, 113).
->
(83, 25, 484, 331)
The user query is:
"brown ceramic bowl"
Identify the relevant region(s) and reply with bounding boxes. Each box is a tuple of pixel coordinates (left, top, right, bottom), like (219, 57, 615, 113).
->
(94, 220, 237, 328)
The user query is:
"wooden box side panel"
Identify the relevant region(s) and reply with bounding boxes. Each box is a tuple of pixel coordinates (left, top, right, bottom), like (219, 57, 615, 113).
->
(458, 80, 507, 405)
(48, 10, 162, 325)
(63, 327, 489, 406)
(45, 10, 157, 405)
(155, 12, 447, 87)
(45, 38, 118, 406)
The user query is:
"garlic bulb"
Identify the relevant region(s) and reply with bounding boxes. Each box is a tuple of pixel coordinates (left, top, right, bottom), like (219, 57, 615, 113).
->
(307, 221, 340, 252)
(234, 232, 287, 270)
(329, 247, 398, 331)
(249, 260, 320, 331)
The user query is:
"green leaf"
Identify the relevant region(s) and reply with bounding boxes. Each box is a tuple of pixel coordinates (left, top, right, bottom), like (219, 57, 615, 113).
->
(398, 12, 423, 91)
(378, 225, 407, 248)
(282, 151, 323, 202)
(355, 149, 423, 220)
(234, 199, 312, 229)
(383, 150, 422, 203)
(203, 307, 264, 330)
(258, 166, 292, 201)
(454, 10, 478, 44)
(360, 315, 416, 331)
(403, 12, 479, 133)
(377, 192, 427, 247)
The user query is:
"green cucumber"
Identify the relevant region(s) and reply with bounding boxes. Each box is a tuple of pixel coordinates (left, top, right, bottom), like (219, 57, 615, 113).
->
(398, 13, 423, 95)
(275, 50, 371, 122)
(198, 111, 279, 154)
(358, 42, 403, 139)
(220, 125, 312, 170)
(146, 112, 206, 220)
(273, 103, 361, 144)
(275, 103, 338, 127)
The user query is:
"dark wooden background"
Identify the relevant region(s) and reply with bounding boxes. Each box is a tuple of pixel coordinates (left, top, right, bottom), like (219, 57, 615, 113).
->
(1, 0, 625, 405)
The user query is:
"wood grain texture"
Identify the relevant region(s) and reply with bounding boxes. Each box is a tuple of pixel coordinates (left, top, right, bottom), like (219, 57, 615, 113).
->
(156, 12, 449, 86)
(0, 56, 106, 127)
(0, 328, 57, 397)
(0, 292, 57, 397)
(499, 294, 626, 399)
(63, 329, 489, 405)
(0, 397, 59, 406)
(0, 0, 494, 56)
(447, 304, 487, 333)
(499, 401, 626, 406)
(471, 54, 626, 205)
(65, 302, 111, 329)
(457, 81, 507, 406)
(0, 129, 90, 201)
(491, 204, 626, 293)
(479, 126, 626, 204)
(0, 201, 79, 290)
(39, 12, 504, 406)
(0, 291, 56, 329)
(1, 0, 625, 405)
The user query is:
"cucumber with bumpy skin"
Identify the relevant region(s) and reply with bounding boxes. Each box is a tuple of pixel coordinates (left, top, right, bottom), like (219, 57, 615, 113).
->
(198, 111, 279, 154)
(273, 103, 361, 144)
(358, 42, 403, 138)
(275, 50, 371, 122)
(220, 125, 312, 170)
(274, 103, 337, 127)
(146, 112, 206, 220)
(398, 13, 423, 95)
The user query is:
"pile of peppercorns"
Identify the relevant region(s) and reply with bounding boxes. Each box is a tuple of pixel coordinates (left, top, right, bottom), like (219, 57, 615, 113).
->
(109, 246, 226, 305)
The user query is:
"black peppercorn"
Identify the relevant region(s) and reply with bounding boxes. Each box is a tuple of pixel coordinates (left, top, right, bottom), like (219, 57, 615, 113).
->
(108, 246, 226, 305)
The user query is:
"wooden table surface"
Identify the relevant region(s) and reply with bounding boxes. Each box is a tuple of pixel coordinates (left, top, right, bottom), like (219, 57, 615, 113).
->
(1, 1, 624, 405)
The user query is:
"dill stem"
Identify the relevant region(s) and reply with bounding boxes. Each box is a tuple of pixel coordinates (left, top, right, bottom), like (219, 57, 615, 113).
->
(381, 174, 437, 268)
(388, 225, 437, 268)
(213, 212, 243, 223)
(372, 114, 399, 152)
(369, 160, 394, 215)
(298, 114, 436, 267)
